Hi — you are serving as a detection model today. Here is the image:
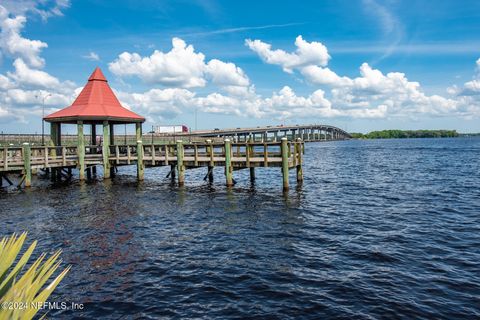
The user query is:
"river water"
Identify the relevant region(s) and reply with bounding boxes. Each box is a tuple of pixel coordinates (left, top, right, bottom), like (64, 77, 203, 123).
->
(1, 138, 479, 319)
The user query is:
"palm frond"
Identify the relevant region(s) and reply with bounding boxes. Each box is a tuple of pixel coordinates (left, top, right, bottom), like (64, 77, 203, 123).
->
(0, 233, 70, 320)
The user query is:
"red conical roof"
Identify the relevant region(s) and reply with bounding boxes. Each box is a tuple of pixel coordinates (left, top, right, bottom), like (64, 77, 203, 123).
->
(44, 67, 145, 123)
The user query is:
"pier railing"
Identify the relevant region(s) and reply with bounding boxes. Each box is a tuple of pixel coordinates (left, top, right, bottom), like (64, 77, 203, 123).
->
(0, 139, 304, 189)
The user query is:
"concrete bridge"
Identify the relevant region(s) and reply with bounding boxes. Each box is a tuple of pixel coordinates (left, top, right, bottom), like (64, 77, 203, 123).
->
(175, 124, 351, 142)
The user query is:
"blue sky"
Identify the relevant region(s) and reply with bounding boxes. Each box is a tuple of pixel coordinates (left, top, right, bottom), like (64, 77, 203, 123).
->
(0, 0, 480, 133)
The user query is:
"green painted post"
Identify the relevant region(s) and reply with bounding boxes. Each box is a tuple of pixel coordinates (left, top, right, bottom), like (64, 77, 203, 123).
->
(206, 139, 214, 181)
(23, 143, 31, 187)
(136, 123, 144, 181)
(295, 138, 303, 182)
(137, 140, 144, 180)
(109, 123, 115, 177)
(224, 139, 233, 186)
(50, 122, 57, 158)
(102, 121, 110, 179)
(77, 121, 85, 180)
(281, 137, 289, 190)
(136, 122, 143, 144)
(176, 140, 185, 185)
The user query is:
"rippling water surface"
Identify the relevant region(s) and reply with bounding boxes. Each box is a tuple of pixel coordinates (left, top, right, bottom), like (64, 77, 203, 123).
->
(1, 138, 479, 319)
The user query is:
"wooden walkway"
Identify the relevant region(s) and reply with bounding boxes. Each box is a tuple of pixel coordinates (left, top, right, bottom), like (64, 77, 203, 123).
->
(0, 138, 304, 190)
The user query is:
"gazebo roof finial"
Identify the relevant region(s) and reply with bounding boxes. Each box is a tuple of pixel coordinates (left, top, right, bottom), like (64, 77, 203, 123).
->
(88, 67, 107, 82)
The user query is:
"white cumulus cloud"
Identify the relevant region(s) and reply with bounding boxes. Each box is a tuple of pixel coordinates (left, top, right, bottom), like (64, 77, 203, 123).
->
(245, 35, 330, 73)
(109, 38, 207, 88)
(0, 5, 48, 68)
(109, 37, 252, 95)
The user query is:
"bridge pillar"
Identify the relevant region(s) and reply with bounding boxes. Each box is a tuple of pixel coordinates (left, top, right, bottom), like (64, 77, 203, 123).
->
(273, 131, 278, 142)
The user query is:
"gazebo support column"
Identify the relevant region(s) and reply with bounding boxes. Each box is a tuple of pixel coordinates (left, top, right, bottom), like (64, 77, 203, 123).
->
(50, 123, 61, 182)
(77, 121, 85, 181)
(103, 120, 110, 179)
(109, 123, 115, 177)
(90, 124, 96, 176)
(136, 123, 144, 181)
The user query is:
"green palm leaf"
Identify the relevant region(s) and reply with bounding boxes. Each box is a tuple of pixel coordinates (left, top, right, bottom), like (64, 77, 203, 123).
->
(0, 232, 70, 320)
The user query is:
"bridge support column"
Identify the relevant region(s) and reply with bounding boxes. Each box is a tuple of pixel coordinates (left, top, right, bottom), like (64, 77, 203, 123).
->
(177, 140, 185, 186)
(77, 121, 85, 181)
(23, 143, 31, 187)
(273, 131, 278, 142)
(281, 137, 289, 191)
(224, 139, 233, 187)
(102, 121, 111, 179)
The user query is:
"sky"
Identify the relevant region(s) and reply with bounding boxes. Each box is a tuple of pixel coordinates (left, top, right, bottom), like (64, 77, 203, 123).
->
(0, 0, 479, 134)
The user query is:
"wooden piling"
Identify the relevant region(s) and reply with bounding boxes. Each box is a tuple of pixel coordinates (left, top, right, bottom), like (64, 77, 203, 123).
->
(109, 123, 115, 177)
(206, 139, 214, 180)
(137, 140, 144, 180)
(22, 143, 31, 187)
(281, 137, 289, 190)
(102, 121, 110, 179)
(224, 139, 233, 186)
(176, 140, 185, 185)
(250, 167, 255, 182)
(295, 138, 303, 182)
(77, 121, 85, 180)
(136, 123, 144, 181)
(3, 147, 8, 171)
(50, 123, 58, 158)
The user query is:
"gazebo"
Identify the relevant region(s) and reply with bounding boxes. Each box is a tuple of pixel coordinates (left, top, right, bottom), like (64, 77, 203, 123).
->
(44, 67, 145, 180)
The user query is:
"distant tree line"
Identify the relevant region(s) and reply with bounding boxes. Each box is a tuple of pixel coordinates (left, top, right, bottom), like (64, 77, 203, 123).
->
(350, 130, 459, 139)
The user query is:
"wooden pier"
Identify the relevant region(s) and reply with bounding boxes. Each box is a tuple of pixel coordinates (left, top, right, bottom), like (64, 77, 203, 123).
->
(0, 138, 304, 190)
